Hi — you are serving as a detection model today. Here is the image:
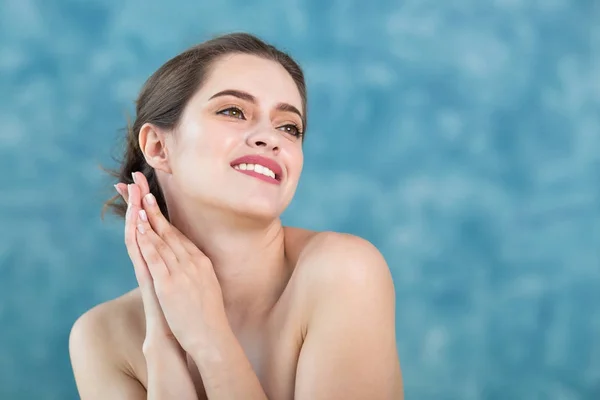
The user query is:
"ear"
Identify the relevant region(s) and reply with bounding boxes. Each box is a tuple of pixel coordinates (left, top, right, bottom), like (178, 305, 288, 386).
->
(138, 123, 172, 174)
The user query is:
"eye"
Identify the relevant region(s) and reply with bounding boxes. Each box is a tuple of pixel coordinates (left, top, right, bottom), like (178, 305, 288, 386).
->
(217, 106, 246, 120)
(278, 124, 304, 138)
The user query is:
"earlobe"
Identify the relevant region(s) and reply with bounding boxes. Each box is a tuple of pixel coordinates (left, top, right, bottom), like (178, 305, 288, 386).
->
(138, 123, 172, 174)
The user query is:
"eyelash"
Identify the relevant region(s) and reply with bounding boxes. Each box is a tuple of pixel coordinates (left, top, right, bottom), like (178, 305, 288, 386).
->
(217, 106, 304, 138)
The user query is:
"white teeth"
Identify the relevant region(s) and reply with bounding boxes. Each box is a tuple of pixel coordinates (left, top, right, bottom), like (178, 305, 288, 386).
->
(233, 163, 277, 179)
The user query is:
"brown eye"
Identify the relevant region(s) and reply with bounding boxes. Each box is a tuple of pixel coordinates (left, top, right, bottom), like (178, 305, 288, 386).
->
(278, 124, 303, 138)
(217, 107, 246, 119)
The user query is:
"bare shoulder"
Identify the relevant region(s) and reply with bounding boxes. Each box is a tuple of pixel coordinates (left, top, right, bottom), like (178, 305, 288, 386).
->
(70, 287, 145, 355)
(287, 230, 403, 398)
(69, 288, 146, 393)
(296, 230, 393, 287)
(70, 288, 144, 344)
(285, 228, 395, 308)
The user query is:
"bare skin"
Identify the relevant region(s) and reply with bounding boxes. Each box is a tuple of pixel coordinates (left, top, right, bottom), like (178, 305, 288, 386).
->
(69, 53, 403, 399)
(71, 225, 402, 399)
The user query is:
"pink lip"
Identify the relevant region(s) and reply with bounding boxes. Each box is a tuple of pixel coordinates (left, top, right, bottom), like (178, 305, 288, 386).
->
(230, 154, 283, 184)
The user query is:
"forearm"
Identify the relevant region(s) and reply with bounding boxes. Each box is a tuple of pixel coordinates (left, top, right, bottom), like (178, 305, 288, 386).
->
(144, 345, 198, 400)
(189, 327, 268, 400)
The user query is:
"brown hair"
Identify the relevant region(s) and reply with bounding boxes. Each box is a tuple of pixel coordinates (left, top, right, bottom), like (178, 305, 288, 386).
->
(102, 32, 307, 221)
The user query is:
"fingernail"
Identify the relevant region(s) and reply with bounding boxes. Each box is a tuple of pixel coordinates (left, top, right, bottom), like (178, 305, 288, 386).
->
(114, 184, 121, 195)
(137, 224, 145, 234)
(139, 209, 148, 222)
(144, 193, 156, 206)
(132, 172, 137, 184)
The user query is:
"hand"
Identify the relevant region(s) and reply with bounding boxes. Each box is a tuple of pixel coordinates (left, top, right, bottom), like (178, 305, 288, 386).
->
(115, 177, 180, 354)
(123, 172, 228, 354)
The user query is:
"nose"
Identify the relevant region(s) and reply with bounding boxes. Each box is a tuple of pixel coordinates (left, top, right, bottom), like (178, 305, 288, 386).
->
(246, 126, 281, 153)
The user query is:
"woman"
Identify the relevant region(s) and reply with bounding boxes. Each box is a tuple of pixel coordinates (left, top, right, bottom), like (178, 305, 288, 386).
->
(69, 32, 403, 399)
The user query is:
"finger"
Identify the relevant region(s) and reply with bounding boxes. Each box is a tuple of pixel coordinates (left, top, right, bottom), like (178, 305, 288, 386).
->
(128, 182, 143, 208)
(131, 171, 150, 198)
(141, 192, 170, 235)
(139, 194, 190, 261)
(142, 192, 201, 257)
(123, 185, 167, 324)
(115, 183, 129, 203)
(131, 172, 184, 252)
(124, 185, 149, 283)
(129, 184, 172, 277)
(135, 214, 173, 280)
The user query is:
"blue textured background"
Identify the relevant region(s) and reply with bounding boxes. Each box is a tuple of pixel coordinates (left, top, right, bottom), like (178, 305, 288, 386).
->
(1, 1, 599, 399)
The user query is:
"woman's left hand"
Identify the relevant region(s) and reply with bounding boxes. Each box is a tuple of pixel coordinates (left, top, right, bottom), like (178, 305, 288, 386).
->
(124, 175, 229, 354)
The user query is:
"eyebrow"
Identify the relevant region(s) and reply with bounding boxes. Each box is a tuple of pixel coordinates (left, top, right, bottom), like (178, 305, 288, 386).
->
(209, 89, 304, 121)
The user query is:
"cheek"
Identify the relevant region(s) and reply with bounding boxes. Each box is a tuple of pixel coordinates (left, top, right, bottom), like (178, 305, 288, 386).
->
(170, 126, 239, 183)
(173, 122, 226, 160)
(195, 119, 240, 152)
(288, 147, 304, 178)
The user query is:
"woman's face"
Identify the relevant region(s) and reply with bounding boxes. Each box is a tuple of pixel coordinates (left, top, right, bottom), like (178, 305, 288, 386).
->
(160, 53, 305, 221)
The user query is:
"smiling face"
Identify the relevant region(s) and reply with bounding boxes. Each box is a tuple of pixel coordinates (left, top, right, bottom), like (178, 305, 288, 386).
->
(144, 53, 305, 222)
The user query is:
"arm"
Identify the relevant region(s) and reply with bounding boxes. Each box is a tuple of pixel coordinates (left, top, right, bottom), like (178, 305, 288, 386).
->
(294, 233, 404, 400)
(69, 306, 147, 399)
(143, 342, 198, 400)
(69, 303, 199, 400)
(187, 325, 268, 400)
(122, 178, 269, 400)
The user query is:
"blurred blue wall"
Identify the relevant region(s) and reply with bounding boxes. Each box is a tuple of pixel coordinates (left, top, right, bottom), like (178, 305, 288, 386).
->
(1, 1, 599, 399)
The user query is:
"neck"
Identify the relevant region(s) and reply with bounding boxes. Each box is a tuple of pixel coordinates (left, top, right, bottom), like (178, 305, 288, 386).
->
(166, 200, 291, 329)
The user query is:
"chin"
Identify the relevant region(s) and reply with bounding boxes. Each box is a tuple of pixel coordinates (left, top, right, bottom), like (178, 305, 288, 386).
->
(230, 199, 283, 222)
(181, 180, 291, 222)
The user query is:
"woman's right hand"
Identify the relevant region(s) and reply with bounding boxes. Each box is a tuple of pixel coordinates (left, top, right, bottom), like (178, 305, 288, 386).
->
(117, 174, 200, 399)
(116, 175, 180, 354)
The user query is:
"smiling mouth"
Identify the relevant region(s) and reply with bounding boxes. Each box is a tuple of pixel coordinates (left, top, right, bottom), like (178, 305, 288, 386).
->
(232, 163, 281, 184)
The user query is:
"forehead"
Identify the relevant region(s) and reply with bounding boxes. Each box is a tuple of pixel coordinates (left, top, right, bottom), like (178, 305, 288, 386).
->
(198, 53, 303, 110)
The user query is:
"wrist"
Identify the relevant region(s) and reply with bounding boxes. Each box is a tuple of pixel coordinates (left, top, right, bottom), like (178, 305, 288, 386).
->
(187, 322, 236, 367)
(182, 310, 231, 352)
(143, 337, 185, 359)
